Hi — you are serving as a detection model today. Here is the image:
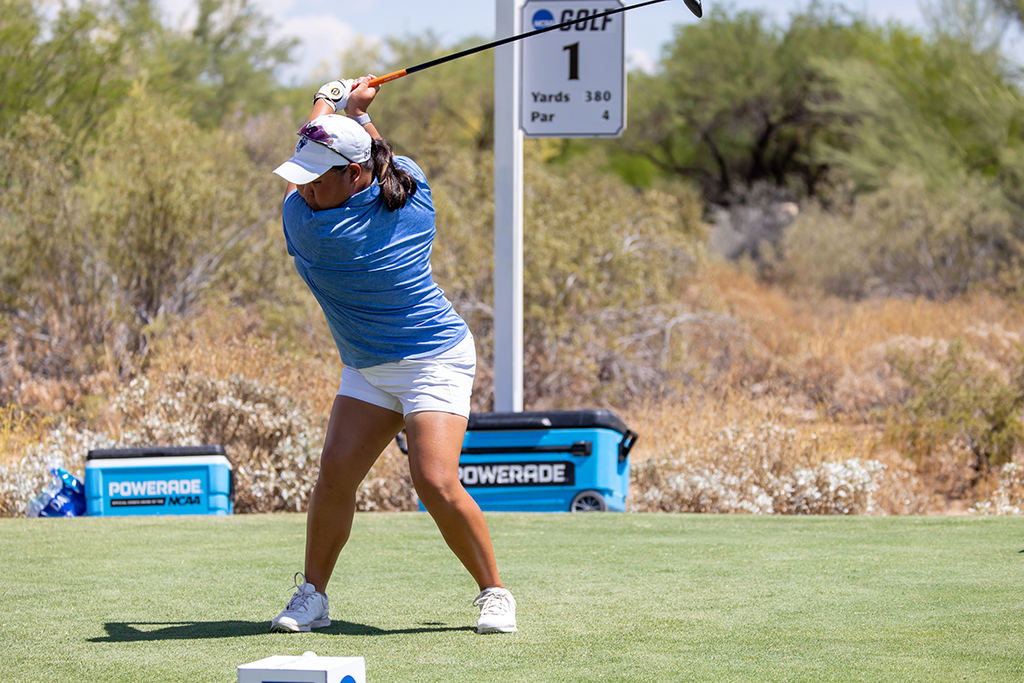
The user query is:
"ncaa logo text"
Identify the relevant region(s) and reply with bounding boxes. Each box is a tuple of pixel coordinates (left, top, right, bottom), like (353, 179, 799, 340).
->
(532, 9, 555, 29)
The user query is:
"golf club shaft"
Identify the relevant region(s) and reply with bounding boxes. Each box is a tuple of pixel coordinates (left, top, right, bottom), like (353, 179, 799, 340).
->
(366, 0, 674, 88)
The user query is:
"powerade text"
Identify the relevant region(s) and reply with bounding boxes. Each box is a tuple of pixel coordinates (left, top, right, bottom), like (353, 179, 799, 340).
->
(459, 462, 574, 487)
(109, 479, 203, 497)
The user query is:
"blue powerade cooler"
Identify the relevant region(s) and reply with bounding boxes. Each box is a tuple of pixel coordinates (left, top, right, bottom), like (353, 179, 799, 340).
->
(84, 445, 233, 516)
(411, 410, 637, 512)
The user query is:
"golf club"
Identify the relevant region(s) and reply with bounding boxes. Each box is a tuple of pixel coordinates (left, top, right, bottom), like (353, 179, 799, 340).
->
(363, 0, 702, 89)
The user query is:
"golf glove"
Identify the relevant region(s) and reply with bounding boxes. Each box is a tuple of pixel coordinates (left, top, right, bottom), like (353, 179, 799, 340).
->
(314, 79, 354, 112)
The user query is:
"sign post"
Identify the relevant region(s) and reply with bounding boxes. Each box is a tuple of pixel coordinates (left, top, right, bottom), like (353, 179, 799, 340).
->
(494, 0, 525, 412)
(493, 0, 626, 413)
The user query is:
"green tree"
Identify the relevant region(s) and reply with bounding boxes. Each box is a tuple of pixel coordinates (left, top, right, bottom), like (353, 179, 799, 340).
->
(810, 28, 1024, 194)
(0, 0, 141, 149)
(0, 0, 296, 145)
(926, 0, 1024, 49)
(621, 5, 887, 202)
(144, 0, 297, 127)
(620, 2, 1024, 203)
(993, 0, 1024, 21)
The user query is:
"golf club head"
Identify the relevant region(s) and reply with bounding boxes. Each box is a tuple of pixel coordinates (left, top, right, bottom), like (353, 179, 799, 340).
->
(683, 0, 702, 18)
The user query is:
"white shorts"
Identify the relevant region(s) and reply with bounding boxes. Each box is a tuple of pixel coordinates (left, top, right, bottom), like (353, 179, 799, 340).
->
(337, 334, 476, 418)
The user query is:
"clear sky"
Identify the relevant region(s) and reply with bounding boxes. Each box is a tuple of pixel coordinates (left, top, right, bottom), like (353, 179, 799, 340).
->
(159, 0, 930, 83)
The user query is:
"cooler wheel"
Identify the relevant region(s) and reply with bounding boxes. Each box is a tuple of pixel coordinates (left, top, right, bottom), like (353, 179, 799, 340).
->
(570, 490, 608, 512)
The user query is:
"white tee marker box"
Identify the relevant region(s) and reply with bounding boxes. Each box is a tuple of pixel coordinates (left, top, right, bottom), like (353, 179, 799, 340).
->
(238, 654, 365, 683)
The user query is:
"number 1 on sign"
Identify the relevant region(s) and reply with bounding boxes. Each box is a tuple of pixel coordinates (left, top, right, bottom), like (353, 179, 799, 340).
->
(563, 42, 579, 80)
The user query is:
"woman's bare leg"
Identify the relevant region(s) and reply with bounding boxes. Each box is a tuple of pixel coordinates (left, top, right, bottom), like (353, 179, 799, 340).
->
(404, 411, 503, 590)
(303, 395, 405, 593)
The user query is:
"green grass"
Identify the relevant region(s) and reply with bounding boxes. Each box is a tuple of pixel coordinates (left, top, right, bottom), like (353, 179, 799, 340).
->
(1, 513, 1022, 682)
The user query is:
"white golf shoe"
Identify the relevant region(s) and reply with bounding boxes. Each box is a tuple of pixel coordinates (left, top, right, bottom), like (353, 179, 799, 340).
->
(271, 573, 330, 633)
(473, 587, 517, 634)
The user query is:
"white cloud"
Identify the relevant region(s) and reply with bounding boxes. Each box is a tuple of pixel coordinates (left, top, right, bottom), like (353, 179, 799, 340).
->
(250, 0, 297, 18)
(156, 0, 368, 85)
(859, 0, 926, 26)
(275, 14, 363, 84)
(627, 48, 658, 76)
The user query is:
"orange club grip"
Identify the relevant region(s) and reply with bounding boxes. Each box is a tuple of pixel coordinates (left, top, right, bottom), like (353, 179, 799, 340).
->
(352, 70, 408, 89)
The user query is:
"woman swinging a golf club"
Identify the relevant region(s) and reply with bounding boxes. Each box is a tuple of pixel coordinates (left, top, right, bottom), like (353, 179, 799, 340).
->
(269, 76, 516, 634)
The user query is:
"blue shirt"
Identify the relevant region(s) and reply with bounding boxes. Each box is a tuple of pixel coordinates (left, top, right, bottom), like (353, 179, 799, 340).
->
(282, 156, 468, 368)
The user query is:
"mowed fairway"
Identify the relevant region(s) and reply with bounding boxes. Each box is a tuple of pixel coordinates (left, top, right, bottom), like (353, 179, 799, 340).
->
(1, 513, 1022, 682)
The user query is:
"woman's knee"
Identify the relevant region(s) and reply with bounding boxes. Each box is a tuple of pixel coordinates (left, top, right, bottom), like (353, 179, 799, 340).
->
(411, 469, 464, 509)
(316, 449, 367, 496)
(315, 395, 405, 493)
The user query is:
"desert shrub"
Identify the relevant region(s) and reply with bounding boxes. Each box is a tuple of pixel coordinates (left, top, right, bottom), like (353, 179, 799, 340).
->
(414, 142, 496, 412)
(0, 421, 119, 516)
(0, 93, 295, 399)
(522, 151, 707, 405)
(428, 143, 708, 409)
(0, 315, 418, 517)
(113, 374, 323, 513)
(115, 373, 402, 514)
(0, 405, 48, 463)
(781, 171, 1013, 299)
(0, 371, 415, 517)
(2, 108, 708, 412)
(972, 462, 1024, 515)
(0, 0, 134, 146)
(622, 391, 939, 515)
(630, 421, 886, 514)
(884, 337, 1024, 471)
(85, 92, 280, 323)
(0, 115, 129, 386)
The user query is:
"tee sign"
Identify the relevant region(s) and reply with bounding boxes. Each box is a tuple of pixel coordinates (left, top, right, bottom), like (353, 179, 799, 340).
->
(520, 0, 626, 137)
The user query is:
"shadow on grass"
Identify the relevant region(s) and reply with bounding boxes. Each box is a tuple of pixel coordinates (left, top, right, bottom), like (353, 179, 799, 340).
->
(323, 621, 475, 636)
(89, 620, 474, 642)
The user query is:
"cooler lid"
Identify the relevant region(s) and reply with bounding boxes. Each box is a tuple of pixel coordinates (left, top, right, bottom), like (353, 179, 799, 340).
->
(86, 445, 228, 461)
(467, 410, 629, 434)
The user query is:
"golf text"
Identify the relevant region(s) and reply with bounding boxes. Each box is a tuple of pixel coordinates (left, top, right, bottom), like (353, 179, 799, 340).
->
(557, 9, 615, 31)
(459, 462, 575, 487)
(109, 479, 203, 497)
(533, 8, 616, 31)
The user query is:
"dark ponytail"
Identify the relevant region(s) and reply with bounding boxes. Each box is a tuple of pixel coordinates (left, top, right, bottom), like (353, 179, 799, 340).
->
(362, 138, 417, 211)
